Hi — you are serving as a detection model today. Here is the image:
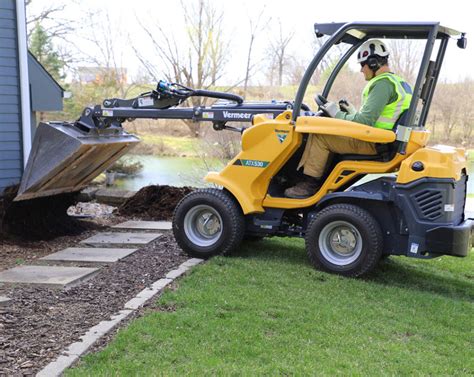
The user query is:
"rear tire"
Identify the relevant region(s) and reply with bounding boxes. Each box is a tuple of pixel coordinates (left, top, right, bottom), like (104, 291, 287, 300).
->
(172, 189, 245, 258)
(305, 204, 383, 277)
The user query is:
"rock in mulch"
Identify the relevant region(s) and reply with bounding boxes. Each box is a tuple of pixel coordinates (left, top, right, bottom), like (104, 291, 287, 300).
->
(117, 185, 195, 220)
(67, 202, 116, 218)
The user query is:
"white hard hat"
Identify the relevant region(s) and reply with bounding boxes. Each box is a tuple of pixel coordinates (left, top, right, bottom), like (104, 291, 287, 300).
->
(356, 39, 390, 63)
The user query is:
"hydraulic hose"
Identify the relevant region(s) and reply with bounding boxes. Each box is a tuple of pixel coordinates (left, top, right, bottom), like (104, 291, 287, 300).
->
(191, 89, 243, 104)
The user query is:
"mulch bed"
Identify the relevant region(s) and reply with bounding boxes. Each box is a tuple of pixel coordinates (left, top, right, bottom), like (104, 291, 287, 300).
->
(0, 233, 188, 375)
(0, 185, 196, 374)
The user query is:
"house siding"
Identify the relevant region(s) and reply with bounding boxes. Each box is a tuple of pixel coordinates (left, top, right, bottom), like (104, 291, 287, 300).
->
(0, 0, 22, 194)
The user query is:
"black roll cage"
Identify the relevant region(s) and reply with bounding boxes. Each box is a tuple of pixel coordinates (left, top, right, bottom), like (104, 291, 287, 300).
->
(292, 21, 466, 131)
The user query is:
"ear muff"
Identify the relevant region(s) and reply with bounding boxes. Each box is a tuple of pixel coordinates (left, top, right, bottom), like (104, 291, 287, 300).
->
(367, 57, 380, 71)
(367, 43, 380, 72)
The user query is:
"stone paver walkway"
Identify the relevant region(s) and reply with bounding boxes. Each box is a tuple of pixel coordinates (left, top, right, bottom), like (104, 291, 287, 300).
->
(0, 222, 168, 289)
(40, 247, 138, 263)
(0, 266, 99, 289)
(80, 232, 161, 246)
(112, 220, 172, 230)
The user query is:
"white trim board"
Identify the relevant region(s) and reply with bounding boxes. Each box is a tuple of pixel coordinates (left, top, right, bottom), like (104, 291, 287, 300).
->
(15, 0, 32, 168)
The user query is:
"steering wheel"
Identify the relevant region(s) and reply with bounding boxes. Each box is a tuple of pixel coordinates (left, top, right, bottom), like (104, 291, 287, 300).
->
(314, 94, 331, 116)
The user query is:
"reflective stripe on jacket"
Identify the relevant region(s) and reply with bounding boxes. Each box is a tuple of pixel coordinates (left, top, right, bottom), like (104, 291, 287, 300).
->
(362, 72, 413, 130)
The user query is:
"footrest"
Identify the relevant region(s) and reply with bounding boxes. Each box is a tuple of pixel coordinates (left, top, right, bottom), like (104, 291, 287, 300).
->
(338, 154, 382, 161)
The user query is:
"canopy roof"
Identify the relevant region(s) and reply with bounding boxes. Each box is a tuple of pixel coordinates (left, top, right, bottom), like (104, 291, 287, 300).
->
(314, 22, 464, 44)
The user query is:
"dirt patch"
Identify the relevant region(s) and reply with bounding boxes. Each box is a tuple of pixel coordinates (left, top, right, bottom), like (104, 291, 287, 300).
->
(117, 185, 195, 220)
(0, 186, 95, 241)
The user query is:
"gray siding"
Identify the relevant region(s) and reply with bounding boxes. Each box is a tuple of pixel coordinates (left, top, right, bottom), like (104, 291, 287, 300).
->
(28, 52, 63, 111)
(0, 0, 22, 194)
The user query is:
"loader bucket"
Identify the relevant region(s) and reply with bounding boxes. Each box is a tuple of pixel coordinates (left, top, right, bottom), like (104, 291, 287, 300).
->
(15, 121, 140, 201)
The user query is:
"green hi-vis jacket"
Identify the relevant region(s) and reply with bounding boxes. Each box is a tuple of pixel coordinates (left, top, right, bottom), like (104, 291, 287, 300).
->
(362, 72, 413, 130)
(336, 72, 413, 130)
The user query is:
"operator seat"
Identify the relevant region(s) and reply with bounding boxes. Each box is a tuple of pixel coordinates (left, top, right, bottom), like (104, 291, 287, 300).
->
(337, 110, 407, 162)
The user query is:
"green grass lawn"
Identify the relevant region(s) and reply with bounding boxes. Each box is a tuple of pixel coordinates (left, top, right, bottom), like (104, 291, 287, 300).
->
(68, 238, 474, 376)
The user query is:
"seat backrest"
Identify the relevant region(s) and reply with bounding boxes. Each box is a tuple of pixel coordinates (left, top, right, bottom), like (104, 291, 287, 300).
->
(376, 109, 407, 158)
(392, 109, 408, 132)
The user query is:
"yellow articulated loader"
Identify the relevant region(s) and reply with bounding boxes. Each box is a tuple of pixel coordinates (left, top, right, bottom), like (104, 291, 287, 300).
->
(18, 22, 473, 277)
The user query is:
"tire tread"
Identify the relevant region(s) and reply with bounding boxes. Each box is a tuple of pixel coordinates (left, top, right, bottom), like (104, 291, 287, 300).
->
(306, 204, 382, 277)
(172, 189, 245, 257)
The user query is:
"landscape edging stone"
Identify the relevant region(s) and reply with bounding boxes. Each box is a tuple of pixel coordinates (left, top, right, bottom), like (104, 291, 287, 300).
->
(36, 259, 203, 377)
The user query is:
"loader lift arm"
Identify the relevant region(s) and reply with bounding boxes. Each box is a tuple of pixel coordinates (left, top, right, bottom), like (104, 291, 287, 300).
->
(75, 80, 309, 134)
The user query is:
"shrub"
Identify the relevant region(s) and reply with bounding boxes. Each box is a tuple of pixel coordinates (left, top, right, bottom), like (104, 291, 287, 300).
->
(107, 157, 144, 175)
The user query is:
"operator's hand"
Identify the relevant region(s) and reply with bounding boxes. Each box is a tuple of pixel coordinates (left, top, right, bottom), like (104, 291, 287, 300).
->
(339, 99, 357, 115)
(321, 101, 339, 118)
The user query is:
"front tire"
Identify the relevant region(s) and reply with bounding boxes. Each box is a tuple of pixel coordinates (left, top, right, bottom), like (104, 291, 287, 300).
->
(172, 189, 245, 258)
(305, 204, 383, 277)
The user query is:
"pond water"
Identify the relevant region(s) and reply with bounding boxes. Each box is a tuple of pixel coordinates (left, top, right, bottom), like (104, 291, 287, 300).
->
(113, 155, 221, 190)
(113, 155, 474, 194)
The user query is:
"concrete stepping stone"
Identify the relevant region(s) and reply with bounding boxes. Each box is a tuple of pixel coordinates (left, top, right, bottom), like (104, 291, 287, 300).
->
(80, 232, 161, 247)
(0, 266, 99, 289)
(0, 296, 11, 306)
(40, 247, 139, 263)
(112, 220, 172, 231)
(95, 189, 135, 206)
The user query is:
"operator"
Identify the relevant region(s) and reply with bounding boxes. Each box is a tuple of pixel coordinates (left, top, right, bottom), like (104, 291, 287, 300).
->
(284, 39, 413, 198)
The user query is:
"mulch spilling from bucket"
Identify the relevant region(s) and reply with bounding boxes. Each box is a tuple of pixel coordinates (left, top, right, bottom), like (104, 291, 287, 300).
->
(0, 186, 97, 241)
(117, 185, 195, 220)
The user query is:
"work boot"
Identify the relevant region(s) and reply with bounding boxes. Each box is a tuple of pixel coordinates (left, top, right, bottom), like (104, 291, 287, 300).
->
(284, 176, 321, 198)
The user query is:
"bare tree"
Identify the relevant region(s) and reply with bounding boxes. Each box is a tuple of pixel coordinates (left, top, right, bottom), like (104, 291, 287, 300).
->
(56, 8, 146, 120)
(25, 0, 75, 42)
(243, 7, 269, 95)
(386, 39, 423, 84)
(286, 56, 307, 86)
(266, 20, 294, 86)
(133, 0, 230, 136)
(74, 9, 136, 99)
(203, 5, 230, 86)
(431, 81, 462, 141)
(458, 79, 474, 145)
(426, 78, 474, 146)
(309, 35, 346, 86)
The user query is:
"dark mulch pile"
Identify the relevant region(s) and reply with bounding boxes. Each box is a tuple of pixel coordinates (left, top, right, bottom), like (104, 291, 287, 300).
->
(117, 185, 195, 220)
(0, 233, 188, 375)
(0, 186, 94, 241)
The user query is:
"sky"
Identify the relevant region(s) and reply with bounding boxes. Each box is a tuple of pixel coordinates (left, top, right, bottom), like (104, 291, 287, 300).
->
(28, 0, 473, 85)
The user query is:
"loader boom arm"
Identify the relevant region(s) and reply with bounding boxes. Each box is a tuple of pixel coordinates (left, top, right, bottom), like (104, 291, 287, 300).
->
(74, 80, 306, 134)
